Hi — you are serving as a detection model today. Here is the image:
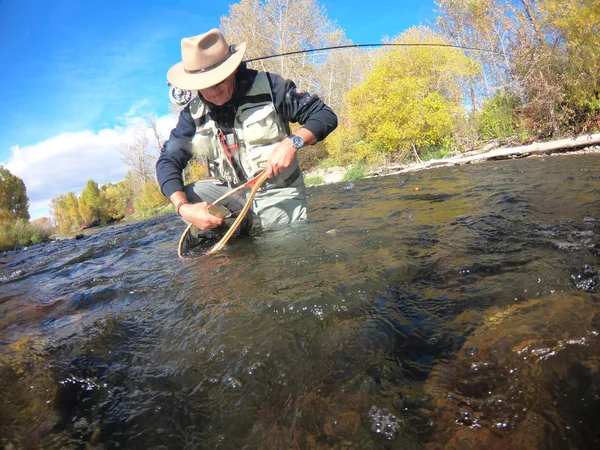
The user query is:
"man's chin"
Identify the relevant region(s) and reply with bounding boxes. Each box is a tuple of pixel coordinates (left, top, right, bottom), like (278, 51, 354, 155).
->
(209, 97, 226, 106)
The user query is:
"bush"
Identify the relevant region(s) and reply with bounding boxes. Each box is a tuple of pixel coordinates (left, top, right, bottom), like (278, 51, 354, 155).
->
(316, 157, 343, 170)
(342, 165, 367, 181)
(419, 137, 457, 161)
(184, 159, 209, 185)
(325, 123, 370, 164)
(298, 143, 329, 172)
(134, 180, 169, 217)
(0, 219, 51, 252)
(477, 91, 520, 139)
(304, 176, 326, 187)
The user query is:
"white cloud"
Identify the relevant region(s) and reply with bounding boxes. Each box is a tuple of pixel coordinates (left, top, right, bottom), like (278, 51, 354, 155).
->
(117, 99, 152, 123)
(2, 114, 177, 219)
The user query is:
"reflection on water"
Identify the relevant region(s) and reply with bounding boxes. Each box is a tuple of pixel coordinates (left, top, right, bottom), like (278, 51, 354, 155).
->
(1, 154, 599, 449)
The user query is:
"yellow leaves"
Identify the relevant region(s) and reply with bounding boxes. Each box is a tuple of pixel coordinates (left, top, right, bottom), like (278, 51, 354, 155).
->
(103, 182, 131, 220)
(541, 0, 600, 47)
(329, 26, 475, 163)
(184, 159, 208, 185)
(137, 180, 168, 213)
(535, 0, 600, 120)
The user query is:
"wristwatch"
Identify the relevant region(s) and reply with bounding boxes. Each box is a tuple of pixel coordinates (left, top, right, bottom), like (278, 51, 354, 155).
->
(290, 134, 305, 150)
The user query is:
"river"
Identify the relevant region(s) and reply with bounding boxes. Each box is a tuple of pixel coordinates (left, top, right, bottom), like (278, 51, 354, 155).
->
(1, 154, 599, 449)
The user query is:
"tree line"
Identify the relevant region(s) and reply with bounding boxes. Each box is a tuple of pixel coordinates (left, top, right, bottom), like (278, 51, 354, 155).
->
(50, 117, 174, 234)
(49, 116, 208, 233)
(0, 166, 51, 251)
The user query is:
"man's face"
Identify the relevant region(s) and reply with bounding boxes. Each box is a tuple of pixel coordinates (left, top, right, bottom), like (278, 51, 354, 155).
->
(199, 72, 236, 106)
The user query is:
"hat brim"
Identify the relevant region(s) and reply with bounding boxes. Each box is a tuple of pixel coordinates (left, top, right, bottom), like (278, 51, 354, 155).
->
(167, 42, 247, 90)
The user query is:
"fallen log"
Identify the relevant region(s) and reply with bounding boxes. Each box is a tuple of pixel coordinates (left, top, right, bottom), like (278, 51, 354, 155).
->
(392, 133, 600, 174)
(456, 139, 501, 158)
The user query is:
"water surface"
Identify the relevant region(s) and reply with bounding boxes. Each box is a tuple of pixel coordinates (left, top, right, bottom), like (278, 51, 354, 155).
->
(1, 154, 600, 449)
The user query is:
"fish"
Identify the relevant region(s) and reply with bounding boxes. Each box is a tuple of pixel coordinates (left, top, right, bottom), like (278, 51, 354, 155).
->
(207, 205, 231, 219)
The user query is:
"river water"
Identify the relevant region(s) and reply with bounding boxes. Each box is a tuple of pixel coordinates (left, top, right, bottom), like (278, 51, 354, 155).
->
(1, 154, 600, 449)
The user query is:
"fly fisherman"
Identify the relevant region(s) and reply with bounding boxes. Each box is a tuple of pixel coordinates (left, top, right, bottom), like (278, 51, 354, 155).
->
(156, 29, 337, 245)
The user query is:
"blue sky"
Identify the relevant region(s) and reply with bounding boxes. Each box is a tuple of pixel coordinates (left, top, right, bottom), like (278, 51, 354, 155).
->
(0, 0, 436, 218)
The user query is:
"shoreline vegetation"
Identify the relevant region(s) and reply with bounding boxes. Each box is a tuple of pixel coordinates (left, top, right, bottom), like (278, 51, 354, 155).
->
(305, 132, 600, 185)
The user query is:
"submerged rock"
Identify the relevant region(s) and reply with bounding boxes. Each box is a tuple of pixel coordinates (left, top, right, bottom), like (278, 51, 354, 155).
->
(424, 293, 600, 449)
(369, 406, 403, 440)
(571, 265, 599, 291)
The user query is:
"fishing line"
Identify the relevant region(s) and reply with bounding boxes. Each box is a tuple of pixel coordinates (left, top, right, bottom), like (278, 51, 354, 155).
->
(168, 42, 507, 105)
(244, 42, 508, 62)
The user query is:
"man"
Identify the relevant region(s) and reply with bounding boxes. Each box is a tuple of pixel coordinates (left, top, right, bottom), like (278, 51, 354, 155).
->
(156, 29, 337, 243)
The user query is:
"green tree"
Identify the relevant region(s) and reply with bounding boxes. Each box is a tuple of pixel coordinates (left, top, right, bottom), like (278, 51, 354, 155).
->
(134, 179, 169, 217)
(102, 182, 130, 220)
(122, 170, 141, 214)
(50, 192, 81, 233)
(50, 194, 71, 233)
(539, 0, 600, 131)
(436, 0, 600, 137)
(0, 166, 30, 222)
(65, 192, 82, 230)
(476, 91, 520, 139)
(79, 179, 104, 225)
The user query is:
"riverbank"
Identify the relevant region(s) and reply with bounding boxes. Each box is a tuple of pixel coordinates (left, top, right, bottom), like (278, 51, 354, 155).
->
(305, 133, 600, 185)
(8, 133, 598, 253)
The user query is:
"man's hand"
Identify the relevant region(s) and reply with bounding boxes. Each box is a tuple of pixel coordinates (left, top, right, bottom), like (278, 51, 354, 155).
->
(265, 137, 297, 178)
(266, 129, 317, 178)
(179, 202, 224, 230)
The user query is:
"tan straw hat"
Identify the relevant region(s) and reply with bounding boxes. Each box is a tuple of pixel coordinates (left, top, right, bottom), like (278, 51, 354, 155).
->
(167, 29, 247, 90)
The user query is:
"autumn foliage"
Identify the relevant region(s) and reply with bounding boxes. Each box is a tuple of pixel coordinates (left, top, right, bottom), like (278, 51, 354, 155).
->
(0, 166, 50, 251)
(328, 27, 478, 164)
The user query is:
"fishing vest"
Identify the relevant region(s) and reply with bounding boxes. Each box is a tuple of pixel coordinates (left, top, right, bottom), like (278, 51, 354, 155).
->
(188, 72, 299, 186)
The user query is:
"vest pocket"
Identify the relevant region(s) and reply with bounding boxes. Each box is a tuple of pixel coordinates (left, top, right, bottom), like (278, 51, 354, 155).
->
(190, 128, 219, 160)
(239, 104, 281, 145)
(246, 142, 277, 175)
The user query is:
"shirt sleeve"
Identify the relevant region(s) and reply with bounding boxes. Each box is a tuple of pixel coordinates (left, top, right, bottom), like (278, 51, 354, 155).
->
(155, 106, 195, 199)
(267, 73, 338, 142)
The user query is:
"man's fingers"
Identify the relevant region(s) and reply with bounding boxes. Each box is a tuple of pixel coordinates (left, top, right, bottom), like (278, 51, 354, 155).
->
(187, 202, 225, 230)
(266, 161, 278, 178)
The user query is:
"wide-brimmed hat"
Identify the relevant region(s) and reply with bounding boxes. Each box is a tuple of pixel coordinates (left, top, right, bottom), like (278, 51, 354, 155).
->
(167, 29, 247, 90)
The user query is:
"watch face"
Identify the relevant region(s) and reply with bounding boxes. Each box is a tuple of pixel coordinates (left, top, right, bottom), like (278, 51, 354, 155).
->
(291, 135, 304, 149)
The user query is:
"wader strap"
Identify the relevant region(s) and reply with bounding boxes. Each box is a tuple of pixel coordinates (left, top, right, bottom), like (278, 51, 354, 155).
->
(217, 128, 246, 183)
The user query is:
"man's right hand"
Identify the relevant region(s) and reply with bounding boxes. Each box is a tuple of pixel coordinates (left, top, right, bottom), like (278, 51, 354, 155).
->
(179, 202, 224, 230)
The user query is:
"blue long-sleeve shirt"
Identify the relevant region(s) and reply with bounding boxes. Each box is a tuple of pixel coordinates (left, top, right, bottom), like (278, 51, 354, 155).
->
(156, 64, 338, 199)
